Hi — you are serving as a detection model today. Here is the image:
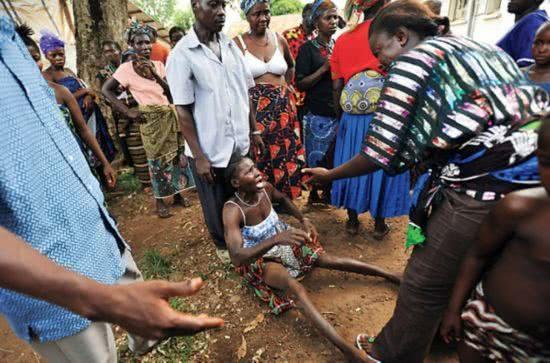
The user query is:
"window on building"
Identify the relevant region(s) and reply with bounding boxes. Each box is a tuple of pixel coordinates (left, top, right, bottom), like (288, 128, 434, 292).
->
(484, 0, 502, 14)
(449, 0, 468, 22)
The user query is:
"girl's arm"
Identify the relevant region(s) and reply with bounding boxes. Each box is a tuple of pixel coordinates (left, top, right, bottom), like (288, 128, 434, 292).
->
(59, 85, 116, 187)
(223, 202, 309, 266)
(266, 183, 317, 240)
(441, 194, 536, 342)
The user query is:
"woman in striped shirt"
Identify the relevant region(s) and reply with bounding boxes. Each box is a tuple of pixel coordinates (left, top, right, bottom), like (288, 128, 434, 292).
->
(304, 0, 548, 361)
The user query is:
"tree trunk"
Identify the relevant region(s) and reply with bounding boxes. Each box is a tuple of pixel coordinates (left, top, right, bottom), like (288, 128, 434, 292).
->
(72, 0, 128, 88)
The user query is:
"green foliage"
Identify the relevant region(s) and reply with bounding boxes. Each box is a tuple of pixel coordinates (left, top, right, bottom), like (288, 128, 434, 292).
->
(139, 249, 172, 279)
(270, 0, 303, 16)
(116, 171, 142, 193)
(172, 9, 195, 31)
(133, 0, 177, 25)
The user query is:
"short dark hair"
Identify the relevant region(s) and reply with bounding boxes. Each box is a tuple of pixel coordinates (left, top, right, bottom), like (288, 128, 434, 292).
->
(370, 0, 446, 39)
(101, 40, 121, 51)
(169, 26, 186, 40)
(15, 24, 39, 51)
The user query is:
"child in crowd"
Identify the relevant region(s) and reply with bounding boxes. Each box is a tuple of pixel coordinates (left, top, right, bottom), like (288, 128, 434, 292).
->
(16, 25, 116, 188)
(440, 119, 550, 362)
(223, 156, 400, 362)
(526, 22, 550, 92)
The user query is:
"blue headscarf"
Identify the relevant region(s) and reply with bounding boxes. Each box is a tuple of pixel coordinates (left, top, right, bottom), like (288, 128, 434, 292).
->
(39, 30, 64, 55)
(241, 0, 270, 14)
(307, 0, 337, 28)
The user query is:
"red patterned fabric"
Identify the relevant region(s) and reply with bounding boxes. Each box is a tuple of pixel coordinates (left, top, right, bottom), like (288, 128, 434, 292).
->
(250, 84, 306, 200)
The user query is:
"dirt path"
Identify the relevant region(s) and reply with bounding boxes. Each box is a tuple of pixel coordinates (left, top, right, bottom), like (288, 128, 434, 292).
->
(0, 190, 457, 362)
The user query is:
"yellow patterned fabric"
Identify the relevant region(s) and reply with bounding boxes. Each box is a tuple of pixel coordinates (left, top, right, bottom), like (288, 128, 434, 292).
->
(339, 69, 384, 114)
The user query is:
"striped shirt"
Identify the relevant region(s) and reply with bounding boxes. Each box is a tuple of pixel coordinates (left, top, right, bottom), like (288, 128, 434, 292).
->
(362, 36, 547, 175)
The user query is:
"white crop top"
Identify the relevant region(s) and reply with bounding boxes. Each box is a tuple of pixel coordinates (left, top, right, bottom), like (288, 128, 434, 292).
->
(237, 31, 288, 79)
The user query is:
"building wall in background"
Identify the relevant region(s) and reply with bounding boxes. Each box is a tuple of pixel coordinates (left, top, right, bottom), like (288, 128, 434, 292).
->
(441, 0, 549, 44)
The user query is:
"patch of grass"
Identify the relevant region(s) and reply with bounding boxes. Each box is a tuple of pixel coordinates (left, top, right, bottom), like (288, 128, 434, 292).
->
(139, 250, 173, 280)
(116, 171, 142, 193)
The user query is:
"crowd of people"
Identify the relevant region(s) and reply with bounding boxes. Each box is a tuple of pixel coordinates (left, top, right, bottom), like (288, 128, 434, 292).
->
(0, 0, 549, 361)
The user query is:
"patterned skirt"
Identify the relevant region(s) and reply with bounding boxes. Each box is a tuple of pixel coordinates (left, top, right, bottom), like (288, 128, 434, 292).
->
(236, 234, 324, 315)
(118, 118, 151, 185)
(303, 112, 339, 168)
(462, 282, 550, 362)
(250, 83, 306, 200)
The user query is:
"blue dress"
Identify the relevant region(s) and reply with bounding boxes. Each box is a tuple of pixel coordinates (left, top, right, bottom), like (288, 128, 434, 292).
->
(331, 70, 411, 217)
(57, 76, 115, 164)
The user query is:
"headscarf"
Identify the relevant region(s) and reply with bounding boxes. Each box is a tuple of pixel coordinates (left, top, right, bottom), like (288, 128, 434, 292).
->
(240, 0, 270, 15)
(344, 0, 382, 20)
(39, 30, 64, 55)
(307, 0, 337, 29)
(125, 21, 154, 44)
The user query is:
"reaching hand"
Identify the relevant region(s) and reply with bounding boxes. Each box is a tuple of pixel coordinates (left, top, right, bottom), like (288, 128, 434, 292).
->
(251, 134, 265, 157)
(302, 218, 318, 241)
(96, 278, 224, 340)
(440, 309, 462, 344)
(196, 156, 214, 184)
(102, 163, 117, 189)
(274, 228, 310, 247)
(302, 167, 331, 185)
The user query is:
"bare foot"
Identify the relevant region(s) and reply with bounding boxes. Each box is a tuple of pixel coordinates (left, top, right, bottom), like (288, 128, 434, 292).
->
(156, 200, 172, 219)
(372, 223, 390, 240)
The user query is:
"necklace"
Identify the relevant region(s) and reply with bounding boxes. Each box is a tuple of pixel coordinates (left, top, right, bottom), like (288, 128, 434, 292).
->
(235, 191, 263, 207)
(247, 30, 270, 47)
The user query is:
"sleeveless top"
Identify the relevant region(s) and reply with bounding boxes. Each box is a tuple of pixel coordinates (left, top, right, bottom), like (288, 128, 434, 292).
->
(339, 69, 384, 115)
(237, 31, 288, 79)
(225, 190, 302, 277)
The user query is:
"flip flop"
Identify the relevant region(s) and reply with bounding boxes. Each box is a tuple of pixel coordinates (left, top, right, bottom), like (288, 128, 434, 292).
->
(355, 334, 382, 363)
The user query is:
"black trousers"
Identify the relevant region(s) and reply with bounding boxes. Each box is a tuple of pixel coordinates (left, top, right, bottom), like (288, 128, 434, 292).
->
(189, 158, 234, 248)
(373, 190, 495, 362)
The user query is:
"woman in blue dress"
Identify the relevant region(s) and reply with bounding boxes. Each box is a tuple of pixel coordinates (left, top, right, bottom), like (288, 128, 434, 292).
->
(40, 31, 116, 185)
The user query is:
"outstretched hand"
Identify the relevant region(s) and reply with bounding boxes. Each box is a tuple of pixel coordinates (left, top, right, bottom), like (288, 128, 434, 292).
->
(302, 167, 331, 186)
(96, 278, 224, 340)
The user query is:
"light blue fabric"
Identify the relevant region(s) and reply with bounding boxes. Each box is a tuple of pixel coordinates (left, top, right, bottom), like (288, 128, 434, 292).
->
(0, 17, 126, 343)
(331, 112, 411, 217)
(303, 112, 339, 167)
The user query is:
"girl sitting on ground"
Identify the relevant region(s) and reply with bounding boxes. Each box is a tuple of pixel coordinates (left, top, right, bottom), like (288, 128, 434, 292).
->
(222, 156, 400, 362)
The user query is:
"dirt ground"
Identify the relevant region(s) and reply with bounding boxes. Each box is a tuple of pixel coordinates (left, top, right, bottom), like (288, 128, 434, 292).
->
(0, 189, 457, 363)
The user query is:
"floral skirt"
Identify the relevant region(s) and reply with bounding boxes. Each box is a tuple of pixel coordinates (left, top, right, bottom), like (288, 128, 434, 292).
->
(250, 83, 306, 200)
(236, 235, 324, 315)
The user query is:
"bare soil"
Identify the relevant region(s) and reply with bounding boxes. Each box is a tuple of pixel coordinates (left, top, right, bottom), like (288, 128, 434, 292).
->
(0, 189, 457, 362)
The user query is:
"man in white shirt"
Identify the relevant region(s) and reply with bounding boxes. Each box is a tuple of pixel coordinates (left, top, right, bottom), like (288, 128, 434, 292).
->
(166, 0, 263, 258)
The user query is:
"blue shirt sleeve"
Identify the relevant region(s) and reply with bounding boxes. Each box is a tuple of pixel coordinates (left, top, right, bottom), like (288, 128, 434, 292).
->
(497, 11, 549, 68)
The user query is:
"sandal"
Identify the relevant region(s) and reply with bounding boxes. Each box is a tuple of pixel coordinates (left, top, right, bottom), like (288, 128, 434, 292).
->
(156, 203, 172, 219)
(355, 334, 382, 363)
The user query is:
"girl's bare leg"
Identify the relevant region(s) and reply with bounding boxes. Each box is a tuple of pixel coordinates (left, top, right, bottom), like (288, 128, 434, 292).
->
(316, 254, 401, 284)
(263, 262, 369, 362)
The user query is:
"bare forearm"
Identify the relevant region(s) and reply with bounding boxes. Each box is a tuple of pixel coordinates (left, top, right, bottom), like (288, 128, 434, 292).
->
(79, 127, 111, 166)
(102, 88, 130, 116)
(73, 88, 89, 99)
(328, 153, 380, 181)
(285, 67, 295, 85)
(0, 227, 108, 320)
(297, 68, 326, 91)
(332, 80, 343, 119)
(447, 255, 485, 313)
(230, 238, 277, 266)
(248, 99, 258, 133)
(154, 75, 173, 103)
